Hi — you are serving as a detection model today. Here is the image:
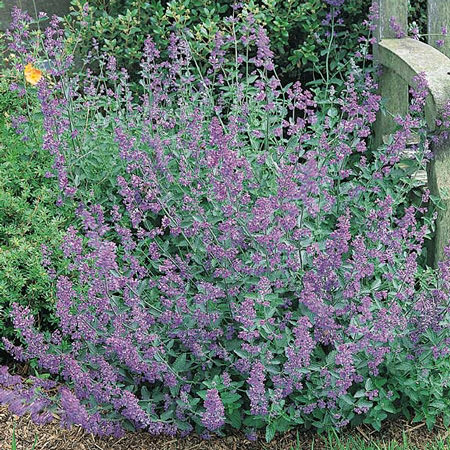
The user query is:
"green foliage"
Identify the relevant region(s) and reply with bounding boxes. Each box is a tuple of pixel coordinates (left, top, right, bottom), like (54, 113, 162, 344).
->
(0, 109, 72, 347)
(408, 0, 428, 36)
(0, 29, 23, 116)
(65, 0, 230, 75)
(10, 424, 37, 450)
(64, 0, 373, 85)
(319, 430, 450, 450)
(0, 74, 23, 116)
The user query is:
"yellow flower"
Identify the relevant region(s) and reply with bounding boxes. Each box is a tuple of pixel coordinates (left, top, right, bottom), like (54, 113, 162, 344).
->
(24, 63, 42, 85)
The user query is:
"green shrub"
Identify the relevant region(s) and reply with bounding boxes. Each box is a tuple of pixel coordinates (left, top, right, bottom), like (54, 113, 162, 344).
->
(64, 0, 374, 84)
(408, 0, 428, 36)
(0, 93, 72, 349)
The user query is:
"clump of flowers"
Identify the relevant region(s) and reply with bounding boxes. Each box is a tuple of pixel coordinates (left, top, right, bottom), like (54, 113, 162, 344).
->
(2, 3, 450, 442)
(389, 16, 406, 38)
(201, 389, 226, 431)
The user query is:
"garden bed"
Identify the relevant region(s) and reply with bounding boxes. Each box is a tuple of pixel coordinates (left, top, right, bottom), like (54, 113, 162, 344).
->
(2, 405, 450, 450)
(2, 0, 450, 447)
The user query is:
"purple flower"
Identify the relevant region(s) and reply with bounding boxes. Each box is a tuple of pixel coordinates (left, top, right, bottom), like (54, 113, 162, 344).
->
(284, 317, 314, 380)
(201, 389, 225, 431)
(389, 16, 406, 38)
(325, 0, 345, 7)
(247, 362, 268, 416)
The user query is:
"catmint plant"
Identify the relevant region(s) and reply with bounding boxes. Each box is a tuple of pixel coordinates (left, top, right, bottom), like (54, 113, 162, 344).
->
(1, 2, 450, 442)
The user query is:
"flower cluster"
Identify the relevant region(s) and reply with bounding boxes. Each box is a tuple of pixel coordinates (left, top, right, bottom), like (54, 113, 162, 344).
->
(389, 16, 406, 39)
(201, 389, 225, 431)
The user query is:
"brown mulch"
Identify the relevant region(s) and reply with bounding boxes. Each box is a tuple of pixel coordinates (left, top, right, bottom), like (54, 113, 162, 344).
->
(1, 406, 450, 450)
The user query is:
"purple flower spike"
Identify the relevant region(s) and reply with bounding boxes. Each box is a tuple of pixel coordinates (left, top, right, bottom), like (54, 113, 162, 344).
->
(201, 389, 225, 431)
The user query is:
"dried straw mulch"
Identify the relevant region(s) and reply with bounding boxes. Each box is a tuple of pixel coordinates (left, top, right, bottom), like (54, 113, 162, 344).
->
(0, 404, 303, 450)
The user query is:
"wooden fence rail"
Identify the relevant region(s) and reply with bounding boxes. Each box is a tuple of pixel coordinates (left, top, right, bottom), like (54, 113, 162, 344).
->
(375, 0, 450, 266)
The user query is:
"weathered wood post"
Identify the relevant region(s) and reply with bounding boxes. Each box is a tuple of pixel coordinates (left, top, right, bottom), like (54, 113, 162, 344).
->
(426, 1, 450, 266)
(374, 0, 409, 147)
(428, 1, 450, 58)
(375, 0, 450, 266)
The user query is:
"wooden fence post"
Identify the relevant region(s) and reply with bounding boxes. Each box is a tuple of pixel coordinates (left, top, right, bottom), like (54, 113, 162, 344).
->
(375, 0, 450, 265)
(374, 0, 409, 147)
(428, 0, 450, 58)
(426, 0, 450, 265)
